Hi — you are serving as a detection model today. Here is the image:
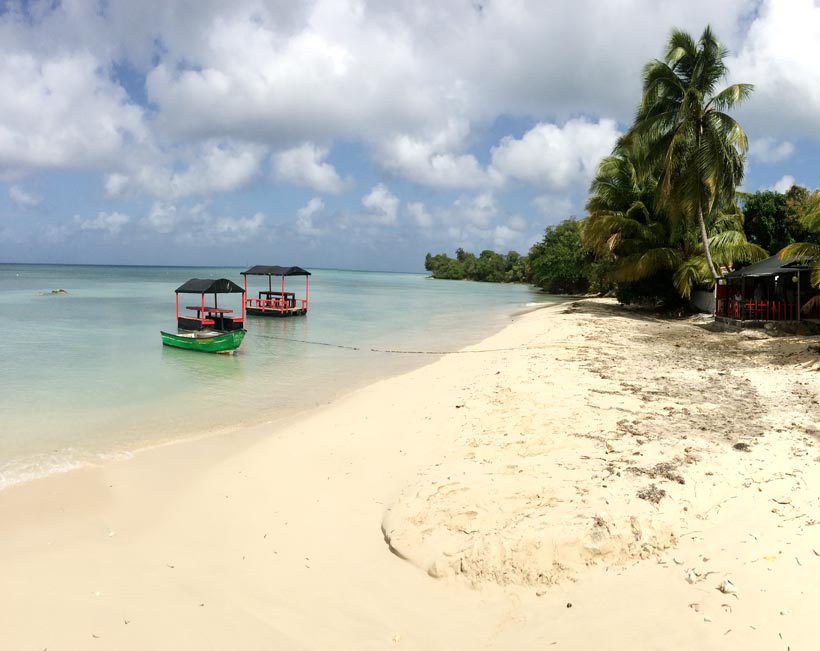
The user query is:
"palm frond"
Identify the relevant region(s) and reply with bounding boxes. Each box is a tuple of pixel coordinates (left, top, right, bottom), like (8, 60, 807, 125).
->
(709, 84, 754, 111)
(673, 256, 710, 298)
(609, 247, 682, 282)
(779, 242, 820, 261)
(800, 193, 820, 231)
(708, 230, 767, 265)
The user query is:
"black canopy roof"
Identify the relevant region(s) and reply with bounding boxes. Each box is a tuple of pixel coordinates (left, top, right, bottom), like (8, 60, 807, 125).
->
(174, 278, 245, 294)
(723, 255, 812, 279)
(241, 265, 311, 277)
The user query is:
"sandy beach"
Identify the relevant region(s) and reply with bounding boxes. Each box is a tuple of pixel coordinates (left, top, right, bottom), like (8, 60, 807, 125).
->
(1, 298, 819, 650)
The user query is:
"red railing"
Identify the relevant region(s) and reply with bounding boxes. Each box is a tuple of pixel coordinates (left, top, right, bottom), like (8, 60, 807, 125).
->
(724, 300, 799, 321)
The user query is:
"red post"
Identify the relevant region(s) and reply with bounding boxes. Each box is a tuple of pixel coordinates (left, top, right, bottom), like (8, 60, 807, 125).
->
(281, 275, 285, 313)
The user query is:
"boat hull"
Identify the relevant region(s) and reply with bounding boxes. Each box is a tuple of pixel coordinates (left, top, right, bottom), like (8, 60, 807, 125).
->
(246, 306, 307, 317)
(160, 329, 246, 353)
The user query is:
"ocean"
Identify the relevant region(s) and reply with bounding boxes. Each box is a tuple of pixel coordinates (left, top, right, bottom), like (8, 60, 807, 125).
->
(0, 264, 564, 490)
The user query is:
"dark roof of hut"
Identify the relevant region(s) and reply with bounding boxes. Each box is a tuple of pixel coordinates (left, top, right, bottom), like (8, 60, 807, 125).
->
(723, 255, 812, 279)
(174, 278, 245, 294)
(241, 265, 311, 277)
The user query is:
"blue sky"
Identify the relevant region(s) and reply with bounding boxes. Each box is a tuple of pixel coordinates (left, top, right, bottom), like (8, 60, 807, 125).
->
(1, 0, 819, 271)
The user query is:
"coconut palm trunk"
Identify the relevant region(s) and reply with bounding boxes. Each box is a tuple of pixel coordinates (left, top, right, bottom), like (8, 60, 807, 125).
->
(698, 204, 719, 280)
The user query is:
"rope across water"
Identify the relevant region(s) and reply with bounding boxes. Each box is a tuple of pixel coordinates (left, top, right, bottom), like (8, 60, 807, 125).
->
(251, 332, 545, 355)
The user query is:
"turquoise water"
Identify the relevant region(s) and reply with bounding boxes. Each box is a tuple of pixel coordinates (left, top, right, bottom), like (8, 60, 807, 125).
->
(0, 264, 562, 489)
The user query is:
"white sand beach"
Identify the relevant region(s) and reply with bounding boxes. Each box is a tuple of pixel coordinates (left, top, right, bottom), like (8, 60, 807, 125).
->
(1, 299, 819, 650)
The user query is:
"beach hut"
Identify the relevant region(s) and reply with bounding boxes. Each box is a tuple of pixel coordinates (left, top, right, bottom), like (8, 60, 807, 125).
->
(716, 255, 818, 324)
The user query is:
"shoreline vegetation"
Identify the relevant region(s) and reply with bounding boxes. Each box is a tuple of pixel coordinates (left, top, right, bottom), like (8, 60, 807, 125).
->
(427, 27, 820, 308)
(2, 299, 819, 648)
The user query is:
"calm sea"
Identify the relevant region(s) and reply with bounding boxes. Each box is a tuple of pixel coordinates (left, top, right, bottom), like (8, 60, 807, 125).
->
(0, 264, 562, 490)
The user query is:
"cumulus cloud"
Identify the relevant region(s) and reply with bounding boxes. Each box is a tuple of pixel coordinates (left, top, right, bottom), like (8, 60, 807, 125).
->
(491, 119, 621, 192)
(408, 191, 536, 253)
(8, 185, 41, 207)
(272, 143, 350, 193)
(406, 202, 434, 228)
(143, 202, 178, 234)
(295, 197, 326, 236)
(748, 137, 795, 163)
(361, 183, 399, 225)
(771, 175, 796, 193)
(532, 195, 577, 223)
(105, 140, 265, 200)
(209, 212, 265, 243)
(374, 122, 495, 189)
(729, 0, 820, 137)
(451, 192, 498, 228)
(140, 200, 266, 244)
(0, 51, 145, 174)
(76, 211, 130, 236)
(132, 1, 749, 143)
(4, 0, 818, 267)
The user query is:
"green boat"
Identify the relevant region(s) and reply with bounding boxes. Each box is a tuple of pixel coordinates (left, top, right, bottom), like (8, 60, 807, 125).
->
(161, 278, 248, 353)
(161, 328, 246, 353)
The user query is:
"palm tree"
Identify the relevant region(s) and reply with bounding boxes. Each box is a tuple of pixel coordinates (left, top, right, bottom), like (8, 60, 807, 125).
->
(626, 26, 753, 281)
(584, 144, 765, 299)
(583, 147, 680, 283)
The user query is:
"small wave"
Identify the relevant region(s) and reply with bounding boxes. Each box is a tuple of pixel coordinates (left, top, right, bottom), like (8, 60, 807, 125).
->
(0, 454, 89, 492)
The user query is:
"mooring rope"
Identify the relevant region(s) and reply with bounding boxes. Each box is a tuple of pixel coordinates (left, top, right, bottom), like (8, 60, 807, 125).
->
(252, 332, 543, 355)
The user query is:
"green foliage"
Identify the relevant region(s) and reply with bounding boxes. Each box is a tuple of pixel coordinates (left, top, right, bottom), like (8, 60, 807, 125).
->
(625, 25, 753, 280)
(780, 190, 820, 288)
(740, 190, 791, 253)
(583, 25, 763, 305)
(529, 219, 597, 294)
(424, 249, 527, 283)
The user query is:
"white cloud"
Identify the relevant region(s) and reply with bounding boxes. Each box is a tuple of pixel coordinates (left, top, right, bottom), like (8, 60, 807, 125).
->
(532, 195, 577, 223)
(771, 175, 796, 193)
(451, 192, 498, 228)
(106, 140, 265, 200)
(76, 211, 130, 236)
(730, 0, 820, 137)
(492, 225, 521, 249)
(406, 202, 434, 228)
(0, 51, 145, 174)
(409, 191, 535, 253)
(374, 124, 493, 189)
(6, 0, 820, 268)
(141, 201, 267, 244)
(8, 185, 41, 207)
(748, 137, 795, 163)
(143, 202, 178, 234)
(272, 143, 350, 193)
(104, 173, 129, 197)
(491, 118, 621, 192)
(295, 197, 326, 236)
(507, 215, 528, 232)
(361, 183, 399, 225)
(209, 212, 265, 243)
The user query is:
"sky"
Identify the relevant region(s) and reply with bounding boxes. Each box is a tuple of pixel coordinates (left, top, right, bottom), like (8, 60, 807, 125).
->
(1, 0, 820, 271)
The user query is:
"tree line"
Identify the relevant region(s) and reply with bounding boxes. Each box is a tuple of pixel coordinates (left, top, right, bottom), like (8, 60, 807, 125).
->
(425, 26, 820, 305)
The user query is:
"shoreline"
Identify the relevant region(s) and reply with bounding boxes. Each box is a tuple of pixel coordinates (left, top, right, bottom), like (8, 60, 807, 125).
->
(0, 294, 538, 493)
(1, 298, 818, 649)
